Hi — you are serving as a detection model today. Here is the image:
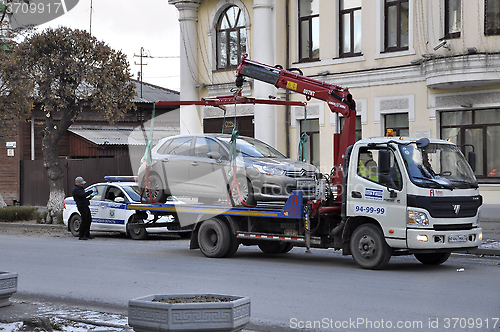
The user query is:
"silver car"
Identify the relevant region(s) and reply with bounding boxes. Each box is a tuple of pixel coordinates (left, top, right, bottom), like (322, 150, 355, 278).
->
(137, 134, 318, 205)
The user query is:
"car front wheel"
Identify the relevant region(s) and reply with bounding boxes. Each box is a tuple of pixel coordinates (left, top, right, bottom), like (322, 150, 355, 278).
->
(68, 214, 81, 237)
(127, 218, 149, 240)
(350, 224, 392, 270)
(230, 177, 256, 207)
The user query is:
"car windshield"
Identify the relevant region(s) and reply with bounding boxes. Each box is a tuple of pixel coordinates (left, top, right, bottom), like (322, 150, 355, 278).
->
(218, 136, 285, 158)
(399, 143, 478, 189)
(122, 185, 142, 202)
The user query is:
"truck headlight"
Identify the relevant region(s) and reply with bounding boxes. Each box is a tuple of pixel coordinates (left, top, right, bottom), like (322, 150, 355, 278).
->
(407, 210, 429, 226)
(253, 164, 286, 176)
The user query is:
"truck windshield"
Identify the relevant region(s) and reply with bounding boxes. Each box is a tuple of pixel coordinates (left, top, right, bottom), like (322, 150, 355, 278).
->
(399, 143, 478, 189)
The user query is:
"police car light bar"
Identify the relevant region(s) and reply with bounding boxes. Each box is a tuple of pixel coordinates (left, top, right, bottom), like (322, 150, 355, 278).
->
(104, 176, 139, 182)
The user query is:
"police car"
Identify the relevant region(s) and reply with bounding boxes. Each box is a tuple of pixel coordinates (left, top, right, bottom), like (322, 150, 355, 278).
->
(63, 176, 191, 240)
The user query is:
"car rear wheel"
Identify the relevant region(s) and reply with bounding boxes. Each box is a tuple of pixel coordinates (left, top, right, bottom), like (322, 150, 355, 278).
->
(230, 177, 256, 207)
(141, 174, 167, 203)
(68, 214, 81, 237)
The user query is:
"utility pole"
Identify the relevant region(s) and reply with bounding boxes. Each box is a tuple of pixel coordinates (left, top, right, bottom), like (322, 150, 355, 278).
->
(89, 0, 93, 35)
(134, 47, 148, 99)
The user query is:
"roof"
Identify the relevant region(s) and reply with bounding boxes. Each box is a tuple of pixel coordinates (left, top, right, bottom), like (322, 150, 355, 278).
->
(131, 80, 179, 104)
(68, 125, 180, 146)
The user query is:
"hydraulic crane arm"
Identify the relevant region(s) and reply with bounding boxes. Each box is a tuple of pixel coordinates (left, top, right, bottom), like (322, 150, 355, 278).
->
(235, 54, 357, 186)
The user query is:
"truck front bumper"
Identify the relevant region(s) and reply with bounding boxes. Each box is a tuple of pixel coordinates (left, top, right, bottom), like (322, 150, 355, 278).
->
(406, 227, 482, 250)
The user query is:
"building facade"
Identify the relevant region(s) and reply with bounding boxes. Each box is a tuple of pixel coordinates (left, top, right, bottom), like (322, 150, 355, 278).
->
(170, 0, 500, 205)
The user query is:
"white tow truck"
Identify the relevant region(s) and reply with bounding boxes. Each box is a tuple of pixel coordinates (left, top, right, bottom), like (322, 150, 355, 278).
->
(128, 56, 482, 269)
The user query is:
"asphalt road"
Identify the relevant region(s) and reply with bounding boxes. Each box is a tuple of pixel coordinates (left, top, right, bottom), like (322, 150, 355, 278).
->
(1, 228, 500, 331)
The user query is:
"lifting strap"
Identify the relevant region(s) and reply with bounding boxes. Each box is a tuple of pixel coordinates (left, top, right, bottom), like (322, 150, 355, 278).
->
(298, 106, 309, 162)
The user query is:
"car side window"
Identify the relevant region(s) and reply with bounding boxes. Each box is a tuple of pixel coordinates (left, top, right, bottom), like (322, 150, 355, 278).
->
(157, 140, 172, 154)
(90, 185, 106, 201)
(105, 186, 125, 202)
(194, 137, 228, 159)
(166, 137, 193, 156)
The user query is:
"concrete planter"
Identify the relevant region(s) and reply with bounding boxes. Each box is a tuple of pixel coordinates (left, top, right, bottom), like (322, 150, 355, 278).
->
(0, 272, 18, 308)
(128, 294, 250, 332)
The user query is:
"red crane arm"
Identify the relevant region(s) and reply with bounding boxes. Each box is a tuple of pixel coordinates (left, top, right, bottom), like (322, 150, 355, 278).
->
(235, 54, 357, 186)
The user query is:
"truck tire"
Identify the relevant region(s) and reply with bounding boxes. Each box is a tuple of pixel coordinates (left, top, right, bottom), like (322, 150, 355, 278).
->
(224, 237, 240, 258)
(258, 241, 286, 254)
(141, 174, 167, 203)
(198, 218, 231, 258)
(350, 224, 392, 270)
(414, 252, 451, 265)
(68, 214, 81, 237)
(127, 218, 149, 240)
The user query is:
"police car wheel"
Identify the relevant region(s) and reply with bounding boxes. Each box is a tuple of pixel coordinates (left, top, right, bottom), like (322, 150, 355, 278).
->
(68, 214, 81, 237)
(127, 218, 149, 240)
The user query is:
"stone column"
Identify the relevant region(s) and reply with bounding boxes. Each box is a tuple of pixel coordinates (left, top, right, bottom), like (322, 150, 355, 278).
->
(169, 0, 203, 134)
(252, 0, 277, 147)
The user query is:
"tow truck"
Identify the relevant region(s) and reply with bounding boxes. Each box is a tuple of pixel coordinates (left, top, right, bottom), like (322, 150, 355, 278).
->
(127, 55, 482, 269)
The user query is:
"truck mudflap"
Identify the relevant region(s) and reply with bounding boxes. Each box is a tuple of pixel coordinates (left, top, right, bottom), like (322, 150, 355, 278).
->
(406, 228, 482, 250)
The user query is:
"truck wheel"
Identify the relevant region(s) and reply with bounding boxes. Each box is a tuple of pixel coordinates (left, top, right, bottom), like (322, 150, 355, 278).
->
(280, 243, 294, 253)
(258, 241, 286, 254)
(224, 237, 240, 258)
(230, 177, 256, 207)
(127, 218, 149, 240)
(350, 224, 392, 270)
(414, 252, 451, 265)
(141, 174, 167, 203)
(68, 214, 81, 237)
(198, 219, 231, 258)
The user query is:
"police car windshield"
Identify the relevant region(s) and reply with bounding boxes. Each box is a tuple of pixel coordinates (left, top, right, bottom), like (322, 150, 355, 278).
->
(122, 185, 141, 202)
(399, 143, 478, 189)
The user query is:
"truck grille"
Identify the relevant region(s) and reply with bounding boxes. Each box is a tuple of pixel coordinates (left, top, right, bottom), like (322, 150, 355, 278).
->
(407, 195, 482, 218)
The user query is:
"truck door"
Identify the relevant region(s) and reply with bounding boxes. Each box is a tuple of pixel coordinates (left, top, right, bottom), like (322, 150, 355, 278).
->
(347, 146, 407, 243)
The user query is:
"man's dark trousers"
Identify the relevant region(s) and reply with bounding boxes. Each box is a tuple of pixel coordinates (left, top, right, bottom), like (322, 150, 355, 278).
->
(78, 206, 92, 239)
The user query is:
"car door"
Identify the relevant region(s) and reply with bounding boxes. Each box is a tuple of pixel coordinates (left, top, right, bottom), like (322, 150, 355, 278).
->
(99, 185, 128, 231)
(190, 137, 231, 197)
(88, 184, 107, 231)
(347, 146, 407, 240)
(159, 137, 193, 196)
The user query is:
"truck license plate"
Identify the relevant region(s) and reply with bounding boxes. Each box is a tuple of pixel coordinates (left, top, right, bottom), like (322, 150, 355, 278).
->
(297, 179, 315, 189)
(448, 235, 468, 243)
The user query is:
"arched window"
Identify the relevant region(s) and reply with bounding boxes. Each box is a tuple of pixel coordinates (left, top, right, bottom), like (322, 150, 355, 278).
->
(216, 5, 247, 70)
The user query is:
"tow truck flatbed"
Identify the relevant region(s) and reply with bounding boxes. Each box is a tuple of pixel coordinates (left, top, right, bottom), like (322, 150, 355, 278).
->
(126, 191, 305, 226)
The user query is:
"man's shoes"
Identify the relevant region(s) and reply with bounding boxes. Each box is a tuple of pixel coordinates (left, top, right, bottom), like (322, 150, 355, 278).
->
(78, 237, 88, 240)
(86, 235, 95, 239)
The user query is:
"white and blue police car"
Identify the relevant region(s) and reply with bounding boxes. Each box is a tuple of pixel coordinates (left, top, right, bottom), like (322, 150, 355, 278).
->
(63, 176, 191, 240)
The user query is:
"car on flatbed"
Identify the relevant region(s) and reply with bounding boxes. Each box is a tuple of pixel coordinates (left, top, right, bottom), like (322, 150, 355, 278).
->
(63, 176, 192, 240)
(138, 134, 318, 205)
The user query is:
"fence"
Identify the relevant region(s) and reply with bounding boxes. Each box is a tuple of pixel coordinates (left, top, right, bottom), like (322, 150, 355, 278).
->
(21, 157, 133, 206)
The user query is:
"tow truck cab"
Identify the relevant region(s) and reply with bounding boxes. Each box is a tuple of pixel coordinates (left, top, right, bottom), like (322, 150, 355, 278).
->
(346, 137, 482, 253)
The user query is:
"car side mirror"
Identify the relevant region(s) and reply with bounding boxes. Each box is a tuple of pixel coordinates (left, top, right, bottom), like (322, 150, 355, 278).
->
(468, 151, 476, 172)
(114, 197, 125, 203)
(207, 151, 221, 160)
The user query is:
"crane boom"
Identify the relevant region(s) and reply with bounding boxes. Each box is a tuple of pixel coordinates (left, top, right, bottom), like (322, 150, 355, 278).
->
(235, 54, 357, 187)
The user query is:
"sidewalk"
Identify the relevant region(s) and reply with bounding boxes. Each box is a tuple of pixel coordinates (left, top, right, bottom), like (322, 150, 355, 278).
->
(0, 219, 498, 332)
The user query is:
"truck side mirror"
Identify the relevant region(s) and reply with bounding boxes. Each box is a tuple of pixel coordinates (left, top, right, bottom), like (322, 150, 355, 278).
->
(378, 150, 391, 174)
(468, 151, 476, 172)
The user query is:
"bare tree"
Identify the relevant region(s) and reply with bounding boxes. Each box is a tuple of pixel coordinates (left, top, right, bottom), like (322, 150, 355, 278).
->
(0, 27, 136, 223)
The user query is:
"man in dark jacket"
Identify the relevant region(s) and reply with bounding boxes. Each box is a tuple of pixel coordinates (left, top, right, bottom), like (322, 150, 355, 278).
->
(72, 176, 96, 240)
